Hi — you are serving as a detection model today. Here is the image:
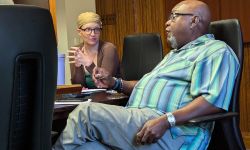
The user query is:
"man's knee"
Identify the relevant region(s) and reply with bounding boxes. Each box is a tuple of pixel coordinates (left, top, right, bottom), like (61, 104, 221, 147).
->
(67, 102, 91, 123)
(68, 102, 108, 123)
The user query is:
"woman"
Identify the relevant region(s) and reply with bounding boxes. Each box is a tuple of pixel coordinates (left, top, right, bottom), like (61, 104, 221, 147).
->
(68, 12, 120, 89)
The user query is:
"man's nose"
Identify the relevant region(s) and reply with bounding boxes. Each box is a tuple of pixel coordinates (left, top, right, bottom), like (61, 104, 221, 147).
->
(165, 19, 171, 27)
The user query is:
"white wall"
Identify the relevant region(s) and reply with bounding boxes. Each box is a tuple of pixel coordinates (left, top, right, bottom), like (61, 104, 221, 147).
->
(56, 0, 96, 84)
(0, 0, 14, 4)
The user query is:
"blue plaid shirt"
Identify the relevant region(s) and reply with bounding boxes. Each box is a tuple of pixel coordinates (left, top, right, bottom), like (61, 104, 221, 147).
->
(127, 34, 239, 150)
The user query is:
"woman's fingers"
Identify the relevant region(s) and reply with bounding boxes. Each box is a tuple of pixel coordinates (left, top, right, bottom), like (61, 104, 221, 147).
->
(69, 46, 80, 50)
(68, 50, 76, 54)
(67, 55, 75, 58)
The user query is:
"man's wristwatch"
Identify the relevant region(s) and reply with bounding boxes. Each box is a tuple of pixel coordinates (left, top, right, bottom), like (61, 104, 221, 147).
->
(166, 112, 176, 127)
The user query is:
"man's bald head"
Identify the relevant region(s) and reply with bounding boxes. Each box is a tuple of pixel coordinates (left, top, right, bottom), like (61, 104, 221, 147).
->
(165, 0, 212, 49)
(174, 0, 211, 34)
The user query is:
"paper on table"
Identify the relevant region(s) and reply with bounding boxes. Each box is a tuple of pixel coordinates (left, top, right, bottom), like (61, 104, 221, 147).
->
(55, 99, 92, 105)
(81, 88, 106, 93)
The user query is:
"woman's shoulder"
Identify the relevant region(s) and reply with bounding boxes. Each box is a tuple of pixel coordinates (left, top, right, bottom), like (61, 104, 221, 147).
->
(100, 41, 117, 51)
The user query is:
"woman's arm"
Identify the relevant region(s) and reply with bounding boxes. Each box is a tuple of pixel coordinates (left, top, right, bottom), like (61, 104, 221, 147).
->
(99, 42, 120, 77)
(70, 64, 85, 85)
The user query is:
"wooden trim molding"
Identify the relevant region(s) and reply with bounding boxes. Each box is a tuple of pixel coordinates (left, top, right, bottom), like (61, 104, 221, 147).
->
(242, 132, 250, 149)
(49, 0, 57, 36)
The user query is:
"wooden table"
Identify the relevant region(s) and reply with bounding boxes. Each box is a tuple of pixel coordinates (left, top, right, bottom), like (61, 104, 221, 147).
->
(53, 91, 128, 120)
(53, 85, 129, 139)
(56, 84, 82, 94)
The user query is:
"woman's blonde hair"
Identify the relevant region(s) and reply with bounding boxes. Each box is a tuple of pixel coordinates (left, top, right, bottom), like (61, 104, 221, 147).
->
(77, 12, 102, 28)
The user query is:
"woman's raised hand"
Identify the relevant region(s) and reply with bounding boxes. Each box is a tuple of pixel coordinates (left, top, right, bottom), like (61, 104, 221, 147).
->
(68, 47, 93, 67)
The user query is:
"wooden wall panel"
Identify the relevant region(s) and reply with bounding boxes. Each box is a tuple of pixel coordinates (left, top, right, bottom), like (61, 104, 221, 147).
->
(134, 0, 167, 53)
(203, 0, 221, 21)
(242, 131, 250, 149)
(241, 44, 250, 132)
(97, 0, 221, 55)
(95, 0, 116, 42)
(220, 0, 250, 43)
(96, 0, 135, 59)
(96, 0, 167, 57)
(113, 0, 136, 59)
(241, 44, 250, 148)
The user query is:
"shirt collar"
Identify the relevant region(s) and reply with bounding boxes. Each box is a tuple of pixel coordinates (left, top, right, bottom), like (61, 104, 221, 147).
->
(171, 34, 215, 53)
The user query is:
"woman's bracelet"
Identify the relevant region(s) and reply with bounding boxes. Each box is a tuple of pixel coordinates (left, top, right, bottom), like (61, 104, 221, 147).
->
(112, 77, 120, 90)
(112, 77, 123, 93)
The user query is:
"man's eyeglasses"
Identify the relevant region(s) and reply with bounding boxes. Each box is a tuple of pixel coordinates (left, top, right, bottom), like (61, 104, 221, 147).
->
(168, 12, 194, 21)
(80, 27, 102, 34)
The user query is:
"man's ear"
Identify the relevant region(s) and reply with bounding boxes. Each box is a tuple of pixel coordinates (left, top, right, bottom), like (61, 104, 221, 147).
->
(190, 16, 200, 28)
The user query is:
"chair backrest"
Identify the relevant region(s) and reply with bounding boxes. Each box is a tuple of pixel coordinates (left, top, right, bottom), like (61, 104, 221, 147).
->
(208, 19, 245, 150)
(121, 33, 163, 80)
(0, 5, 57, 150)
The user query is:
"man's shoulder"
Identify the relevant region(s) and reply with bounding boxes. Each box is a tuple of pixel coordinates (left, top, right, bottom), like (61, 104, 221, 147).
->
(206, 38, 229, 48)
(201, 38, 232, 54)
(194, 39, 236, 62)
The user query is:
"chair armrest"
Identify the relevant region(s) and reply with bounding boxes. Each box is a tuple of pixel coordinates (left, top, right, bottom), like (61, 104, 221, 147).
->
(51, 131, 59, 144)
(187, 112, 238, 124)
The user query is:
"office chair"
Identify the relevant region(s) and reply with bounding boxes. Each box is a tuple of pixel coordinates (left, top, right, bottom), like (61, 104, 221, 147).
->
(188, 19, 245, 150)
(121, 33, 163, 80)
(0, 5, 57, 150)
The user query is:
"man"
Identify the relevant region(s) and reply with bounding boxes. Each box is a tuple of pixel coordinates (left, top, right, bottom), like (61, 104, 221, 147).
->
(53, 0, 239, 149)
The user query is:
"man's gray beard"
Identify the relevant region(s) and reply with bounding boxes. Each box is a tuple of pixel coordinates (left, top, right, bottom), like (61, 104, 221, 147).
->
(167, 33, 178, 49)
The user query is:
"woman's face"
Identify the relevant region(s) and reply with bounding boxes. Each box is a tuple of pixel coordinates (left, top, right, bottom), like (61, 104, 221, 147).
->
(78, 22, 101, 46)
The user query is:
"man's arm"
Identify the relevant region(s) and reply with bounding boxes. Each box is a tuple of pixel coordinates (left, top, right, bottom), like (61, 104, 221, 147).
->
(173, 96, 223, 125)
(122, 80, 137, 95)
(136, 96, 223, 145)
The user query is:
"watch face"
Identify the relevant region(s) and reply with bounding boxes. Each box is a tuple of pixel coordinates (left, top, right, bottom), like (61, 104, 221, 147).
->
(167, 113, 176, 127)
(169, 117, 174, 122)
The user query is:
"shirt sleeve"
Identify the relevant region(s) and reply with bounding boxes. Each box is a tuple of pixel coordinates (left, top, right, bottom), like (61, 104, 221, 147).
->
(100, 42, 120, 77)
(190, 48, 239, 111)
